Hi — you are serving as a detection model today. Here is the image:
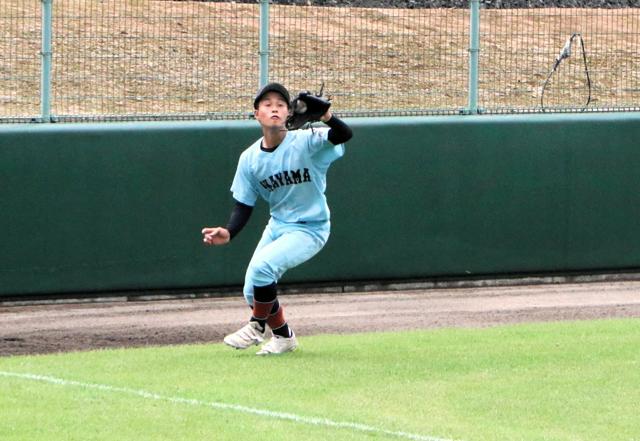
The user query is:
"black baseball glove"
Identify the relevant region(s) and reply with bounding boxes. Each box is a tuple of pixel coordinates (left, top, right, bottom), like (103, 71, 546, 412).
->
(286, 89, 331, 131)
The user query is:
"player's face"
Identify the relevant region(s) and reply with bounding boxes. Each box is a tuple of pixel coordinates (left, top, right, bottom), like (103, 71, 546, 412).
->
(255, 92, 289, 129)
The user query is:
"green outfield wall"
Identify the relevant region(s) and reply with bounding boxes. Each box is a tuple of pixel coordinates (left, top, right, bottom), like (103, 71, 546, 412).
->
(1, 113, 640, 298)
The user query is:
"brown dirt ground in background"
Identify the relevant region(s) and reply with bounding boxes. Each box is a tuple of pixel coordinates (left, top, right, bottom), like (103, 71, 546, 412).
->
(2, 2, 636, 117)
(2, 279, 640, 356)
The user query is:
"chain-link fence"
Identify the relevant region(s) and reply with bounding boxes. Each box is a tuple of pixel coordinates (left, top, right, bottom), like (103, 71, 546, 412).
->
(51, 1, 259, 119)
(269, 6, 469, 115)
(1, 2, 41, 120)
(480, 7, 640, 113)
(1, 1, 639, 122)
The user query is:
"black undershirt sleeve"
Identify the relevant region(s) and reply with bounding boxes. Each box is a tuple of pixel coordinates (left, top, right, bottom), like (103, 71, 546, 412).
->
(226, 200, 253, 240)
(325, 115, 353, 145)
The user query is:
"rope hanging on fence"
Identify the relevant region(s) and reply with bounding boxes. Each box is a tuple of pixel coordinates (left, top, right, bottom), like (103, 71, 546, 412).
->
(541, 33, 592, 113)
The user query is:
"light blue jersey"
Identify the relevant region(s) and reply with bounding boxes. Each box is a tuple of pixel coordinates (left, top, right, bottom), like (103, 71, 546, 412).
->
(230, 128, 344, 223)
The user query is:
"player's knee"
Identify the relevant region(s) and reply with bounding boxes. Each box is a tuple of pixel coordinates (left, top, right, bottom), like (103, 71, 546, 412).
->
(247, 260, 277, 287)
(243, 290, 254, 307)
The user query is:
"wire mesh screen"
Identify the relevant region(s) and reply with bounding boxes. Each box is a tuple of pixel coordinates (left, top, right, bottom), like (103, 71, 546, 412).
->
(51, 0, 259, 121)
(1, 2, 640, 122)
(269, 6, 469, 116)
(479, 7, 640, 113)
(0, 2, 41, 121)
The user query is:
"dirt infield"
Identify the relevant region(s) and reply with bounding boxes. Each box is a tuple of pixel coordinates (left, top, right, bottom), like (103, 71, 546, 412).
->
(2, 280, 640, 356)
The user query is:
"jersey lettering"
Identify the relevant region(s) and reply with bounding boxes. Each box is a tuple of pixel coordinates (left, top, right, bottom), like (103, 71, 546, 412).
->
(273, 172, 285, 186)
(259, 168, 311, 193)
(268, 176, 280, 189)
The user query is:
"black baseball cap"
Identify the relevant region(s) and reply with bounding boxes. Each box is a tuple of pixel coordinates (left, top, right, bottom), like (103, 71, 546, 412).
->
(253, 82, 291, 109)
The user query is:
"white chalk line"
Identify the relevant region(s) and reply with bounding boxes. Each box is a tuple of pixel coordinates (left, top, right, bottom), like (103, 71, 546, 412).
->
(0, 371, 456, 441)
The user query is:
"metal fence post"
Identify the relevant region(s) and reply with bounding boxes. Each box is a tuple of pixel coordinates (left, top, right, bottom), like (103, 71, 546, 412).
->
(258, 0, 270, 89)
(467, 0, 480, 115)
(40, 0, 53, 122)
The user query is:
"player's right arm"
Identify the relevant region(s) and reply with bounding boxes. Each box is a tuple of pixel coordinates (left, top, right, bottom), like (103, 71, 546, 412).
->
(202, 226, 230, 245)
(202, 200, 253, 246)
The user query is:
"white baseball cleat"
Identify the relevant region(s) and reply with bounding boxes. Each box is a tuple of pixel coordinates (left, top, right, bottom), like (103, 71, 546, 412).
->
(223, 321, 266, 349)
(256, 331, 298, 355)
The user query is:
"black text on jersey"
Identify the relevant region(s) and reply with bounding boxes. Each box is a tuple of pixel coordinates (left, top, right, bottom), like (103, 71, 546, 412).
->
(259, 168, 312, 192)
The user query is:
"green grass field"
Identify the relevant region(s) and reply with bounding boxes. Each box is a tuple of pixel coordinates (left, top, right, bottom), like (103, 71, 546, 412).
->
(1, 319, 639, 441)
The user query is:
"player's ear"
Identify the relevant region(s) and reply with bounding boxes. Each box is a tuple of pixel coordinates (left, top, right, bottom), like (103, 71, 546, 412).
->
(253, 108, 259, 118)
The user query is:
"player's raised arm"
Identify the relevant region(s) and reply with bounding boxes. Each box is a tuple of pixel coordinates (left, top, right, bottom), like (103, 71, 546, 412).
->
(323, 112, 352, 145)
(285, 88, 352, 145)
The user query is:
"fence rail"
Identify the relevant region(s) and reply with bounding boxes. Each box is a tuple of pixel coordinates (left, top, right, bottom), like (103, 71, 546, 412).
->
(1, 1, 639, 122)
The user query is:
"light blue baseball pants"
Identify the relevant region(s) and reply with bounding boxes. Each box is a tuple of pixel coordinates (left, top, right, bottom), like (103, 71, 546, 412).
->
(243, 218, 330, 306)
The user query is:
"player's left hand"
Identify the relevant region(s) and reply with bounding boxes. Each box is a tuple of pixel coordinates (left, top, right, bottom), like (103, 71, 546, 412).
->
(201, 227, 230, 246)
(286, 88, 331, 130)
(320, 109, 332, 122)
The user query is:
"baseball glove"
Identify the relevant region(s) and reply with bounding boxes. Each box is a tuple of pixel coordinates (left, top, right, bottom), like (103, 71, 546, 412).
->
(285, 88, 331, 131)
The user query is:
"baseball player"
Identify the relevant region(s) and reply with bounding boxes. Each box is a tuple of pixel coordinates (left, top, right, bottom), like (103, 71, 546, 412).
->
(201, 82, 353, 355)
